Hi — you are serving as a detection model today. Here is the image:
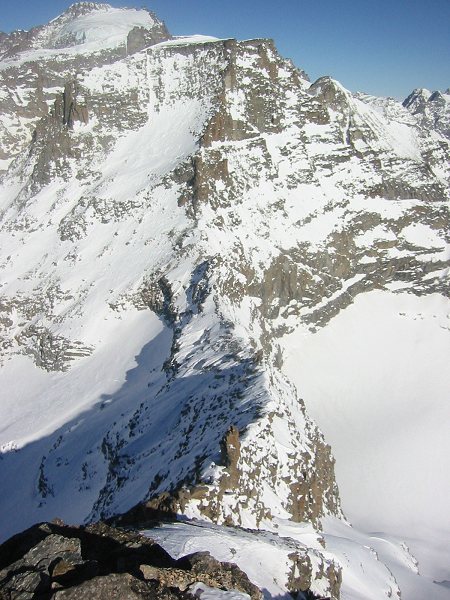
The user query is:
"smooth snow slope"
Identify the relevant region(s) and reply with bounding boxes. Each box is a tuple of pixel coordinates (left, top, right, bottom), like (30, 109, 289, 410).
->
(282, 290, 450, 584)
(48, 7, 157, 48)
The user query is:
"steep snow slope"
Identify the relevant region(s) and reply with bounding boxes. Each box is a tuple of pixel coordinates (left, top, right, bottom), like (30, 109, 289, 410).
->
(0, 4, 449, 598)
(1, 28, 343, 539)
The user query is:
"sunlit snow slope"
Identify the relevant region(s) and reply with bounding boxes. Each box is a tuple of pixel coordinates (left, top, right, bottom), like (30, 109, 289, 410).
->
(282, 291, 450, 584)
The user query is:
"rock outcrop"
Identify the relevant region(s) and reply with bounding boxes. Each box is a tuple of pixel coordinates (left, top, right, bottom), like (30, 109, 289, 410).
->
(0, 520, 262, 600)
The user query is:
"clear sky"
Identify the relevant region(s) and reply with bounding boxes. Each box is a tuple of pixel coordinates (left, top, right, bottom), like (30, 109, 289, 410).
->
(1, 0, 449, 100)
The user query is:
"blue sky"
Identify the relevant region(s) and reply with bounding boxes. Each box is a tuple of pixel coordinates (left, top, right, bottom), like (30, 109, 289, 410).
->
(1, 0, 449, 99)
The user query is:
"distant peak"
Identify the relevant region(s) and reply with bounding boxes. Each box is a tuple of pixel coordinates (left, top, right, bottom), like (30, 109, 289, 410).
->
(311, 75, 347, 91)
(402, 88, 431, 111)
(309, 75, 350, 106)
(36, 2, 170, 53)
(50, 3, 113, 24)
(402, 87, 450, 111)
(428, 90, 448, 103)
(66, 2, 112, 13)
(411, 87, 431, 98)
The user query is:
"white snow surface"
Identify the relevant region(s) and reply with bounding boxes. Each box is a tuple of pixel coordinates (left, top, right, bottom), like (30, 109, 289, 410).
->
(189, 583, 250, 600)
(282, 290, 450, 586)
(144, 517, 449, 600)
(45, 7, 156, 49)
(401, 222, 446, 249)
(0, 310, 168, 448)
(144, 520, 333, 599)
(154, 35, 221, 47)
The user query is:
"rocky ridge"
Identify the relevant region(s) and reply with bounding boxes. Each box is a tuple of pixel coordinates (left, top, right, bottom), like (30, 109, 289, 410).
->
(0, 520, 265, 600)
(0, 22, 344, 533)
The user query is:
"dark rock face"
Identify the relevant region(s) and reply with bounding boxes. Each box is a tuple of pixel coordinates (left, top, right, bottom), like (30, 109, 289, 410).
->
(0, 521, 262, 599)
(60, 81, 89, 129)
(16, 324, 93, 372)
(219, 426, 241, 489)
(52, 573, 189, 599)
(288, 549, 341, 598)
(126, 21, 172, 56)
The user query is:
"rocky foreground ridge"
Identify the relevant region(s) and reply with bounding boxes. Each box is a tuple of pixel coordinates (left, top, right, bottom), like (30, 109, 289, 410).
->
(0, 520, 266, 600)
(0, 3, 449, 599)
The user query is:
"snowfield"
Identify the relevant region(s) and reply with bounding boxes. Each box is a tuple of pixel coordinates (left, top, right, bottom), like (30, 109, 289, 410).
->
(146, 517, 450, 600)
(282, 290, 450, 587)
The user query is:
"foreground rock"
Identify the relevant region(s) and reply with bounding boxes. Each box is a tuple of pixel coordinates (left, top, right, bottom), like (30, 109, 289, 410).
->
(0, 520, 268, 600)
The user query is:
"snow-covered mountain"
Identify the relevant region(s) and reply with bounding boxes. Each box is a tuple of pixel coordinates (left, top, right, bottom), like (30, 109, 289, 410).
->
(403, 87, 450, 139)
(0, 3, 449, 598)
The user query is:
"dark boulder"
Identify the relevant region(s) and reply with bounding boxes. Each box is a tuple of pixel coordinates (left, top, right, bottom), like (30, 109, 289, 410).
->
(0, 520, 261, 599)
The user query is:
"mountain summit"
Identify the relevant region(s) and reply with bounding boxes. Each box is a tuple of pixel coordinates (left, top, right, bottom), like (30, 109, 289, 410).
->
(0, 3, 170, 60)
(403, 87, 450, 139)
(0, 4, 449, 599)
